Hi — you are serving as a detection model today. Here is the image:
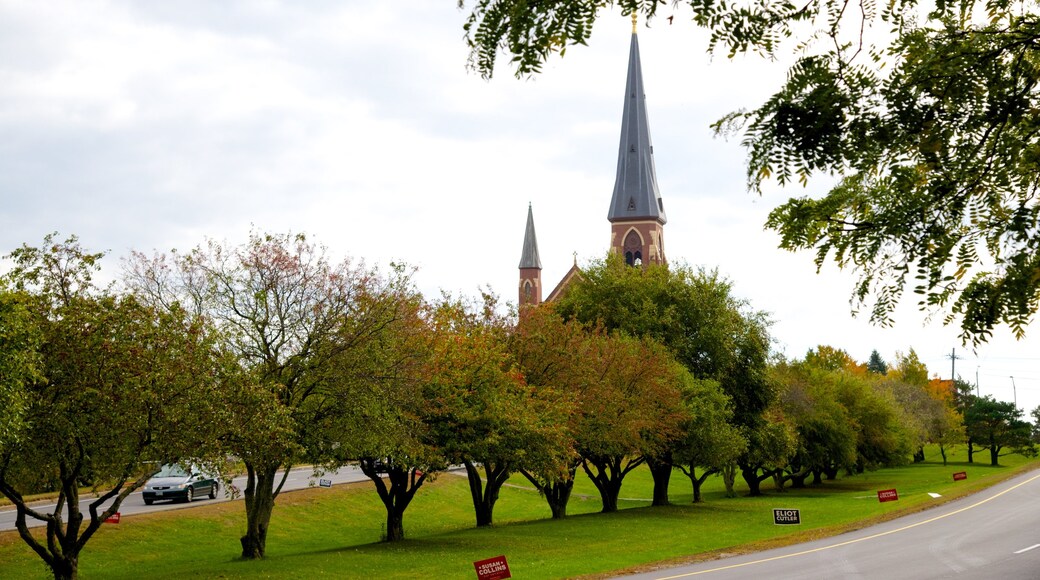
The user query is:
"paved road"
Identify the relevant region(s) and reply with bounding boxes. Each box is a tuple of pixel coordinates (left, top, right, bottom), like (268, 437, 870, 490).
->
(0, 465, 371, 532)
(620, 468, 1040, 579)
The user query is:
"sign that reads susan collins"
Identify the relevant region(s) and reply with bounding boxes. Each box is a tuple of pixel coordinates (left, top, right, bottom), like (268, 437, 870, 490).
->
(474, 555, 511, 580)
(773, 509, 801, 525)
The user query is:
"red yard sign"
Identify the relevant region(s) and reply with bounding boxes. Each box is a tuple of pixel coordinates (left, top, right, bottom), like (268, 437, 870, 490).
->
(104, 512, 121, 524)
(953, 472, 967, 481)
(474, 555, 511, 580)
(877, 489, 899, 503)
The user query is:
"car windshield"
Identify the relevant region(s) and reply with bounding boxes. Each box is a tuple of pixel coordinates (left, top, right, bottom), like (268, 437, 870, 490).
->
(153, 464, 190, 478)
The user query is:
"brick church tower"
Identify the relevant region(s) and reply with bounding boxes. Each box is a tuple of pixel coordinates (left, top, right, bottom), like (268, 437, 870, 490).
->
(607, 16, 666, 266)
(518, 203, 542, 307)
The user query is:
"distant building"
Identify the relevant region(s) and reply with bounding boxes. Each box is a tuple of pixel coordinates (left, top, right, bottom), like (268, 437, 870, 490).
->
(519, 18, 667, 308)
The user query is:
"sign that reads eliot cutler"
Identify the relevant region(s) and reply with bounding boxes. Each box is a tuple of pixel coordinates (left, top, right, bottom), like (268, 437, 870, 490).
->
(474, 555, 511, 580)
(773, 508, 801, 525)
(877, 489, 899, 503)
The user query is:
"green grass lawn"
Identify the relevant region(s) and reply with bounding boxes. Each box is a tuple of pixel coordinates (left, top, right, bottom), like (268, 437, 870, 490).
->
(1, 447, 1036, 579)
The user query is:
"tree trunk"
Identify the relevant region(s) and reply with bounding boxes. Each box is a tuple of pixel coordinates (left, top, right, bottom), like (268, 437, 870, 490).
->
(675, 465, 716, 503)
(50, 556, 78, 580)
(913, 446, 925, 462)
(740, 464, 773, 497)
(967, 439, 974, 463)
(581, 455, 639, 513)
(646, 454, 672, 506)
(721, 464, 738, 498)
(360, 459, 426, 543)
(240, 463, 279, 559)
(939, 444, 948, 466)
(519, 466, 575, 519)
(385, 503, 406, 541)
(463, 460, 511, 528)
(989, 445, 1000, 466)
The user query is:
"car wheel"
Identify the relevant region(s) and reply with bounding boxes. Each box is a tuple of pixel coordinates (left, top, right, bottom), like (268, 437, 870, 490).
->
(185, 487, 194, 503)
(209, 482, 218, 500)
(144, 498, 154, 506)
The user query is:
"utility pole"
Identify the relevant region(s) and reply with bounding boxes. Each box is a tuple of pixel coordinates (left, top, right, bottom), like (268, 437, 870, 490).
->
(947, 348, 962, 382)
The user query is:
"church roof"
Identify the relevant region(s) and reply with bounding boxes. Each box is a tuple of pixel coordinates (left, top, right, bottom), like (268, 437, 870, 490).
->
(518, 203, 542, 269)
(607, 30, 666, 225)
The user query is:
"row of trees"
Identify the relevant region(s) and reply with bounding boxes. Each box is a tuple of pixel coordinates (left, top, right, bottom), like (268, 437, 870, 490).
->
(0, 233, 1033, 580)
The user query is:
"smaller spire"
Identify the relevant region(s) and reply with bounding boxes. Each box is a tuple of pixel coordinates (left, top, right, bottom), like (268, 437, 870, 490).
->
(519, 203, 542, 269)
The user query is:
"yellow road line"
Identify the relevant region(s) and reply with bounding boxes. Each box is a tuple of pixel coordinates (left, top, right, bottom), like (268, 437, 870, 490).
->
(653, 472, 1040, 579)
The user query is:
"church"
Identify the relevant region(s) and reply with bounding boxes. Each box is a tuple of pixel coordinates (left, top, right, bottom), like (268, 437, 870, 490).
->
(518, 15, 668, 308)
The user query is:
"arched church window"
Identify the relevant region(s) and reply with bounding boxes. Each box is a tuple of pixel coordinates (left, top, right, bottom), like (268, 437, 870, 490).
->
(623, 230, 642, 266)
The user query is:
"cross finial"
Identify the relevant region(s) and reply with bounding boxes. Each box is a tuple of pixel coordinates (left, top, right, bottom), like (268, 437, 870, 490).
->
(573, 251, 578, 266)
(631, 12, 638, 33)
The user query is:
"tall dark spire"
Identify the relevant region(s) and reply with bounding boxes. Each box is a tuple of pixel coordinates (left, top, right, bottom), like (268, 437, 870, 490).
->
(519, 203, 542, 269)
(606, 26, 666, 225)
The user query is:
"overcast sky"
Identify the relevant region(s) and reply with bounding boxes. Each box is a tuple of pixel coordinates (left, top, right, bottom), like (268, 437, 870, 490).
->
(2, 1, 1037, 412)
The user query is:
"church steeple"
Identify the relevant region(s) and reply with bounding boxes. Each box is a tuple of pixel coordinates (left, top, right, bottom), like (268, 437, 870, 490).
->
(518, 203, 542, 306)
(607, 18, 666, 266)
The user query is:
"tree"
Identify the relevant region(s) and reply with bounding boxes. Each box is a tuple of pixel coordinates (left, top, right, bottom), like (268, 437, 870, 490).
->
(555, 255, 772, 504)
(576, 331, 688, 512)
(836, 374, 913, 471)
(738, 409, 797, 496)
(803, 346, 865, 374)
(333, 283, 445, 543)
(508, 306, 585, 519)
(460, 0, 1040, 344)
(888, 349, 930, 388)
(425, 294, 572, 528)
(963, 396, 1034, 466)
(866, 350, 888, 375)
(0, 235, 226, 580)
(125, 231, 393, 558)
(671, 380, 746, 502)
(952, 379, 980, 462)
(774, 360, 859, 487)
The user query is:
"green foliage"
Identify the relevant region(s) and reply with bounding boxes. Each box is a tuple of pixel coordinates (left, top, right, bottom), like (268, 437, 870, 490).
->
(0, 288, 41, 450)
(963, 395, 1034, 465)
(125, 230, 400, 557)
(555, 255, 773, 429)
(461, 0, 1040, 344)
(775, 362, 860, 476)
(0, 234, 228, 580)
(889, 349, 930, 387)
(866, 350, 888, 375)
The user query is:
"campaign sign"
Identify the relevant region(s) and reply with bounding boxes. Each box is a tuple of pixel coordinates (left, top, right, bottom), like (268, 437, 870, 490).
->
(474, 555, 511, 580)
(773, 508, 801, 525)
(319, 478, 333, 488)
(877, 489, 899, 503)
(953, 472, 967, 481)
(104, 512, 121, 524)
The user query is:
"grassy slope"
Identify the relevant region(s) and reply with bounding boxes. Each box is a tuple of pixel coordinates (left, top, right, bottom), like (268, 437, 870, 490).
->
(1, 447, 1036, 579)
